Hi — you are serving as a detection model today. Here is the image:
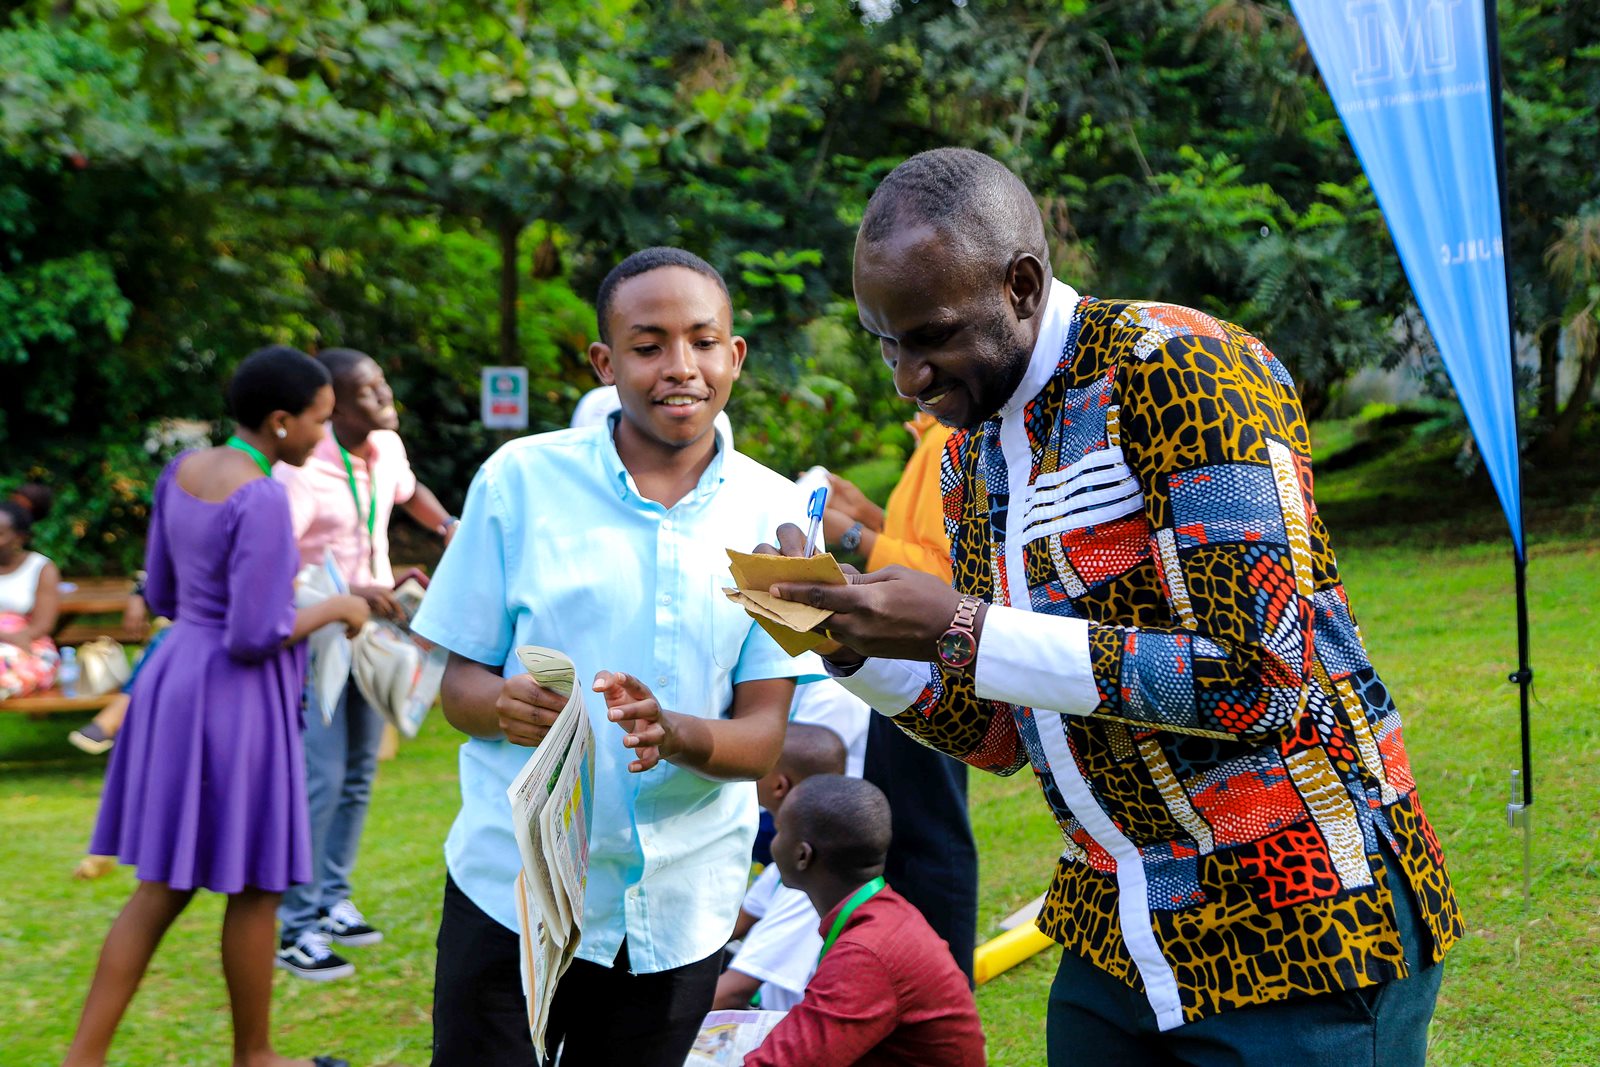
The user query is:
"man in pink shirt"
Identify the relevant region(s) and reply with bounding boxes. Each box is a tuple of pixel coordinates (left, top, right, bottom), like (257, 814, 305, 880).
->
(273, 347, 456, 980)
(745, 775, 986, 1067)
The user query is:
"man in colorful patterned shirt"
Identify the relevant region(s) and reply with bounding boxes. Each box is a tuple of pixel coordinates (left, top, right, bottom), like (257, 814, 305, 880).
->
(764, 148, 1461, 1066)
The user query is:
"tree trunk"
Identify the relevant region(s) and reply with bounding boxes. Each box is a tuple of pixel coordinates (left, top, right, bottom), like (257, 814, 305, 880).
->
(1536, 321, 1560, 423)
(1542, 346, 1599, 457)
(498, 217, 522, 365)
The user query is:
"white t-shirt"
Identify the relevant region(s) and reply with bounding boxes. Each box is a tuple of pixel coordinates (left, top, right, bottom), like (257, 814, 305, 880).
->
(728, 681, 871, 1009)
(0, 551, 49, 616)
(733, 866, 823, 1012)
(790, 679, 869, 777)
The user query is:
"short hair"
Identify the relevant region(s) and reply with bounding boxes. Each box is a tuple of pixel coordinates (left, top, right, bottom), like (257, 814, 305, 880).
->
(594, 247, 730, 345)
(778, 722, 848, 783)
(859, 147, 1049, 275)
(9, 483, 52, 522)
(786, 775, 892, 878)
(315, 347, 374, 391)
(226, 346, 332, 431)
(0, 499, 32, 537)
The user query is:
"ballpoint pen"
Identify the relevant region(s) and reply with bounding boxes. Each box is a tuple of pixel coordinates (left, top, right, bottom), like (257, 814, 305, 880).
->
(803, 486, 829, 557)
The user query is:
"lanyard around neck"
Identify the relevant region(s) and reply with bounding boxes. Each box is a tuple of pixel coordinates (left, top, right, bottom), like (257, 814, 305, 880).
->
(225, 435, 272, 478)
(337, 441, 378, 570)
(818, 877, 885, 964)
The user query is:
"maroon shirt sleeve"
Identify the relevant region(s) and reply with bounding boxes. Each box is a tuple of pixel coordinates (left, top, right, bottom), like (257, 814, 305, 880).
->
(743, 942, 898, 1067)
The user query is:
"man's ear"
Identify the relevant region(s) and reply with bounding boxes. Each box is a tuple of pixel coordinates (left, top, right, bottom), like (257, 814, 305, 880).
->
(794, 841, 814, 872)
(589, 341, 616, 386)
(772, 771, 792, 801)
(728, 334, 748, 382)
(1006, 252, 1048, 322)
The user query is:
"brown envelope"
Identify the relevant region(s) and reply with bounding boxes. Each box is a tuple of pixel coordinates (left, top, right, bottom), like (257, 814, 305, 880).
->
(724, 549, 849, 656)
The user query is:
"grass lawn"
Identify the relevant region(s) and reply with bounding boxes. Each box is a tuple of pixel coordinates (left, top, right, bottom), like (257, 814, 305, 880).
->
(3, 427, 1597, 1065)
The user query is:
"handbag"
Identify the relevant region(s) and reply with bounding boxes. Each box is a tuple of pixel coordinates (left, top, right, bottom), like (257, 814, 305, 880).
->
(77, 637, 132, 696)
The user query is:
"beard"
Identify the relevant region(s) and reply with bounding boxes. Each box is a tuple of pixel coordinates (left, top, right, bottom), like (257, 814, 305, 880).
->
(959, 306, 1034, 429)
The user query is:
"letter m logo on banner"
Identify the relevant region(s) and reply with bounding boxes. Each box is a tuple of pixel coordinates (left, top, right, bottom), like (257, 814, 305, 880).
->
(1289, 0, 1523, 554)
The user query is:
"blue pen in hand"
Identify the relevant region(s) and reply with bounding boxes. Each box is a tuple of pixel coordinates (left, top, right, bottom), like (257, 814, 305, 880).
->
(803, 486, 829, 557)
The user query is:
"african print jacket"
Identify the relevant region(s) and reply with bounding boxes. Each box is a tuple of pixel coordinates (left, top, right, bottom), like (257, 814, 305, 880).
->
(837, 280, 1462, 1029)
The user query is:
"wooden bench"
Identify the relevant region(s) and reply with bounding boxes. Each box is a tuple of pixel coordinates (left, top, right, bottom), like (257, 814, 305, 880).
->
(1, 565, 431, 719)
(0, 577, 143, 718)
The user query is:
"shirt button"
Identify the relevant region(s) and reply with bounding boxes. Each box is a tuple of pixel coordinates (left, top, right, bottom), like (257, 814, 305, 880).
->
(660, 593, 673, 605)
(657, 675, 669, 687)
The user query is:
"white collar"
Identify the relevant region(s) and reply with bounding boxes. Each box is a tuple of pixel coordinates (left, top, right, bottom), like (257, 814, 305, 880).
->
(997, 278, 1080, 420)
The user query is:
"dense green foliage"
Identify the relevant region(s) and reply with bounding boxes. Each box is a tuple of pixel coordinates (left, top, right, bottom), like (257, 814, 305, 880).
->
(2, 0, 1596, 571)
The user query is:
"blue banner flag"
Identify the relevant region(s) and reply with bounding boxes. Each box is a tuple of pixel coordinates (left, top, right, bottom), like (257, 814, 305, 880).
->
(1289, 0, 1523, 555)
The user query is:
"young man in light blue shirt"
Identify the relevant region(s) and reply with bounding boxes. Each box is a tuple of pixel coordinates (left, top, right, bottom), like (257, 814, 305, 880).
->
(411, 248, 815, 1067)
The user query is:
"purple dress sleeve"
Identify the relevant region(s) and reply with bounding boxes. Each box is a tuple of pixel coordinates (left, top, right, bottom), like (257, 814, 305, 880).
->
(142, 460, 181, 620)
(223, 479, 300, 663)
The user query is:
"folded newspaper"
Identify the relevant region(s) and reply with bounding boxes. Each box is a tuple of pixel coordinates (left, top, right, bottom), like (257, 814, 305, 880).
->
(685, 1010, 788, 1065)
(350, 578, 446, 739)
(293, 551, 353, 726)
(505, 646, 596, 1064)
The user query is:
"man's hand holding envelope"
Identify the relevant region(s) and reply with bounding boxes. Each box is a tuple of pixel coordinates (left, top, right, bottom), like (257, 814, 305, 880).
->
(739, 523, 984, 667)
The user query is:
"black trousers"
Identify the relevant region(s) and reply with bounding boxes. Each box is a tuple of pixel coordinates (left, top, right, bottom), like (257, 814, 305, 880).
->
(862, 712, 979, 982)
(431, 874, 722, 1067)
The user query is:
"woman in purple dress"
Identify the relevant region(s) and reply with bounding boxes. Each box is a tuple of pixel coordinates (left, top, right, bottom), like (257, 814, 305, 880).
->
(65, 347, 371, 1067)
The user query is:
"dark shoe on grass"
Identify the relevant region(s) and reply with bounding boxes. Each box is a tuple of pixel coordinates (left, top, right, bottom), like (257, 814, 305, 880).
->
(68, 722, 114, 755)
(275, 931, 354, 981)
(322, 899, 383, 947)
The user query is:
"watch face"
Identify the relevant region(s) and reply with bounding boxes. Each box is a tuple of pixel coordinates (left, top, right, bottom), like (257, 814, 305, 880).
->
(937, 629, 977, 668)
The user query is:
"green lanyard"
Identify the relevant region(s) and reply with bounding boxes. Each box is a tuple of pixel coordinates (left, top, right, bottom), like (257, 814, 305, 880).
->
(225, 435, 272, 477)
(818, 877, 885, 964)
(750, 874, 886, 1009)
(338, 442, 378, 573)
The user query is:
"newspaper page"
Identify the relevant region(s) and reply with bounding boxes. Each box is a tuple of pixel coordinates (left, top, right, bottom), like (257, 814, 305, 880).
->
(685, 1010, 789, 1066)
(505, 646, 596, 1063)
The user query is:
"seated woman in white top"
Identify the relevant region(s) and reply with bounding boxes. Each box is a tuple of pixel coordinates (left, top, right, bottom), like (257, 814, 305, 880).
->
(0, 498, 62, 699)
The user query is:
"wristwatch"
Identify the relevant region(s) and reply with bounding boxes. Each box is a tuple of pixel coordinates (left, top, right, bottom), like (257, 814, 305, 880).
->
(936, 595, 983, 670)
(838, 521, 864, 553)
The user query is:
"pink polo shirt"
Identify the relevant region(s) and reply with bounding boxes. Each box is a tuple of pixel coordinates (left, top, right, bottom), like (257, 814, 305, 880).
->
(274, 428, 417, 587)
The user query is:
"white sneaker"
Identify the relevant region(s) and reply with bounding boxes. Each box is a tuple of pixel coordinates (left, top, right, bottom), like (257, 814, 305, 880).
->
(275, 930, 355, 981)
(322, 899, 383, 947)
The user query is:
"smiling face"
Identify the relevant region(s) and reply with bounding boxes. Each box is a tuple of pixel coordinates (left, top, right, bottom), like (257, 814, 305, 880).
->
(589, 265, 746, 454)
(333, 356, 400, 435)
(274, 384, 337, 467)
(853, 224, 1046, 431)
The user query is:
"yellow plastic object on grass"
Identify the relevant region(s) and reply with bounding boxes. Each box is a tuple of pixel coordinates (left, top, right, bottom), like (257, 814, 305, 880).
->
(973, 922, 1056, 985)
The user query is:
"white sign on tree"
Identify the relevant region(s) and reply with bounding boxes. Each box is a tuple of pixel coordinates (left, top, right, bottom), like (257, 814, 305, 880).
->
(481, 366, 529, 429)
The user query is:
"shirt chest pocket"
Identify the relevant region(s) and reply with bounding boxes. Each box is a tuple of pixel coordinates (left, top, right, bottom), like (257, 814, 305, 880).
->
(705, 570, 750, 673)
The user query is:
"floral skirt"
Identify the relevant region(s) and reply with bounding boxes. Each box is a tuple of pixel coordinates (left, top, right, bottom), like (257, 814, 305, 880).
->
(0, 612, 58, 699)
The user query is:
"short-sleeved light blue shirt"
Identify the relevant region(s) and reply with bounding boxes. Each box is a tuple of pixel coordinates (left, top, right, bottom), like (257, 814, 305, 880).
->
(411, 421, 817, 973)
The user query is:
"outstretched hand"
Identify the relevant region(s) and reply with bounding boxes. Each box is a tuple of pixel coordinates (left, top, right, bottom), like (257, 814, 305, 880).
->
(755, 523, 969, 664)
(594, 670, 679, 773)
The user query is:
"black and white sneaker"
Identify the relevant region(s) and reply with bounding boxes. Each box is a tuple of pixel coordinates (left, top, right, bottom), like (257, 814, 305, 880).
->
(322, 899, 383, 947)
(275, 930, 355, 981)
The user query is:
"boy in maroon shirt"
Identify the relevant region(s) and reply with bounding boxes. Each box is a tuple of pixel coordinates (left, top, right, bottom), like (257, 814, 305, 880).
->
(745, 775, 985, 1067)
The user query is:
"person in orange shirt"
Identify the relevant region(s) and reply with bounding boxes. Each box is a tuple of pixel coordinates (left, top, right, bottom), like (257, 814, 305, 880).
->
(823, 414, 952, 582)
(818, 412, 977, 981)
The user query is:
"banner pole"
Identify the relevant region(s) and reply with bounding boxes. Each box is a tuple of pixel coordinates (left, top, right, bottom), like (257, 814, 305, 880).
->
(1484, 0, 1534, 904)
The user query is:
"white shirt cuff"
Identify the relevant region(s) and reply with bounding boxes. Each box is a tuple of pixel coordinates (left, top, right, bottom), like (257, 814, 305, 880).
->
(973, 605, 1099, 716)
(831, 656, 929, 717)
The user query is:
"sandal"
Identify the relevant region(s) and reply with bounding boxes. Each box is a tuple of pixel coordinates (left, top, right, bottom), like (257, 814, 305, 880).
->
(313, 1057, 350, 1067)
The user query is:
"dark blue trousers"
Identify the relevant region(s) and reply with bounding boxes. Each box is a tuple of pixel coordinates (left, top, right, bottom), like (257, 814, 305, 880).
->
(1045, 848, 1444, 1066)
